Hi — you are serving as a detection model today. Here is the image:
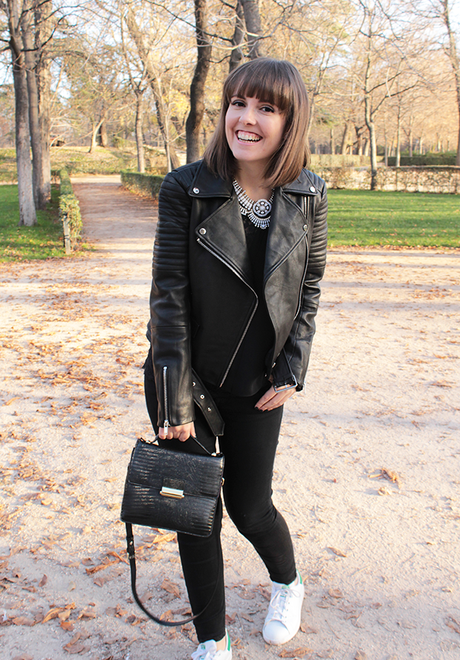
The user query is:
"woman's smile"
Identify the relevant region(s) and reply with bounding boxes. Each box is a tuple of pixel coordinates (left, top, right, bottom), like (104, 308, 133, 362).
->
(225, 96, 286, 167)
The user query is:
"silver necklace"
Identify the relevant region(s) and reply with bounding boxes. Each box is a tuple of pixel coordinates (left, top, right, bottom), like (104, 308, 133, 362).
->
(232, 179, 274, 230)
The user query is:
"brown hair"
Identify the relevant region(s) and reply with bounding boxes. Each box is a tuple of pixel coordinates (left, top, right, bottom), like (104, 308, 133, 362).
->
(203, 58, 310, 188)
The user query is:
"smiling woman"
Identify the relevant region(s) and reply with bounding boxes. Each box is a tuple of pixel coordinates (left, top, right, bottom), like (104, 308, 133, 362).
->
(142, 58, 327, 660)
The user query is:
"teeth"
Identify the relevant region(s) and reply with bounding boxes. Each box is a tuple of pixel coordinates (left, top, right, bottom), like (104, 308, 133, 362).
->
(237, 131, 261, 142)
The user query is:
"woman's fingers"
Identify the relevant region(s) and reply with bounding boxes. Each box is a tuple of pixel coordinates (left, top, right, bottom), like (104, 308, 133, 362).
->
(158, 422, 196, 441)
(255, 386, 295, 411)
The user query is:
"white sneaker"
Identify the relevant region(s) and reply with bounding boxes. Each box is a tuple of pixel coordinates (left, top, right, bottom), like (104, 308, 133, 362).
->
(191, 631, 232, 660)
(263, 571, 304, 645)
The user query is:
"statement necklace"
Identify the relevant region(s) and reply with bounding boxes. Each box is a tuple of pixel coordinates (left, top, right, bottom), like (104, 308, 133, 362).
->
(232, 179, 274, 230)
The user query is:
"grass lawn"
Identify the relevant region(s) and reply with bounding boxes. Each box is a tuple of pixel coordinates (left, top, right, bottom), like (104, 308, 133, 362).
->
(0, 185, 68, 262)
(328, 189, 460, 248)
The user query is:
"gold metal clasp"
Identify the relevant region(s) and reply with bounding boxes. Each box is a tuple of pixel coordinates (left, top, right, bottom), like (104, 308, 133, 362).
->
(160, 486, 184, 499)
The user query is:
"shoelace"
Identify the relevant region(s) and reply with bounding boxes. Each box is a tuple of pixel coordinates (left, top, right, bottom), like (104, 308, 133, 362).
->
(191, 646, 217, 660)
(269, 586, 300, 623)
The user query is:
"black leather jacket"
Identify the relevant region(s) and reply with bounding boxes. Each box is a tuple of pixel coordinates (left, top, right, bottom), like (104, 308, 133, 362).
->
(150, 159, 328, 428)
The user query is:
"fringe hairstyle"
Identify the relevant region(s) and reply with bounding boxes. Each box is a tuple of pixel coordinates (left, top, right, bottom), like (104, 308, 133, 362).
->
(203, 59, 310, 188)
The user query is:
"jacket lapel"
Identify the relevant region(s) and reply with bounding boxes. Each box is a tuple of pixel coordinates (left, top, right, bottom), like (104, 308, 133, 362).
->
(264, 189, 308, 282)
(197, 195, 253, 286)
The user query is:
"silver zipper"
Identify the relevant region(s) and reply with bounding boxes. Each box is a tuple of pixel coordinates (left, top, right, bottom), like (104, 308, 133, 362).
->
(162, 365, 170, 432)
(197, 238, 258, 386)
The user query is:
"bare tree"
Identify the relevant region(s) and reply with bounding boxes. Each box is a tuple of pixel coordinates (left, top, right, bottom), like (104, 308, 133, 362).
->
(186, 0, 212, 163)
(439, 0, 460, 164)
(229, 0, 244, 71)
(124, 4, 180, 170)
(240, 0, 263, 58)
(3, 0, 37, 226)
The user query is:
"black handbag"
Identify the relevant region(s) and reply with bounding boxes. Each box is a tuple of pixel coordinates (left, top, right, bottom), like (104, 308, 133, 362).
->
(121, 373, 225, 626)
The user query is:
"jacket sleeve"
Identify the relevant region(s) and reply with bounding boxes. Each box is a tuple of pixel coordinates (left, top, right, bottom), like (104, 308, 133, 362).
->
(149, 170, 195, 429)
(272, 180, 328, 391)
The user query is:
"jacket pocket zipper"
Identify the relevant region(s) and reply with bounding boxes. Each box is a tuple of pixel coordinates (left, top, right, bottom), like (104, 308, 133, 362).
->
(162, 366, 170, 432)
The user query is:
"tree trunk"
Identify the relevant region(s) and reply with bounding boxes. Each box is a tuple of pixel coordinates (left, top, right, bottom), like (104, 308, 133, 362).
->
(229, 0, 244, 72)
(186, 0, 212, 164)
(408, 114, 413, 158)
(98, 119, 108, 147)
(135, 91, 145, 173)
(22, 0, 47, 209)
(125, 8, 180, 171)
(35, 0, 52, 206)
(306, 94, 315, 141)
(329, 127, 334, 155)
(340, 121, 351, 155)
(396, 104, 401, 167)
(363, 46, 378, 189)
(240, 0, 263, 59)
(441, 0, 460, 165)
(154, 77, 179, 171)
(12, 47, 37, 226)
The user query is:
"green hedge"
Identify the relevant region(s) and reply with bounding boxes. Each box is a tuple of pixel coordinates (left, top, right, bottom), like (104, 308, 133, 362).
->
(387, 152, 458, 166)
(121, 171, 164, 199)
(59, 168, 82, 248)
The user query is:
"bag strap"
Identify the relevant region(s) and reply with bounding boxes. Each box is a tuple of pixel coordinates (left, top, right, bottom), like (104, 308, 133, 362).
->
(125, 522, 219, 626)
(192, 369, 225, 436)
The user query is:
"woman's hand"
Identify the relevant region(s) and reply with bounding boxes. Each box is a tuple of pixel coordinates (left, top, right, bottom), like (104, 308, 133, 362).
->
(255, 385, 296, 412)
(158, 422, 196, 442)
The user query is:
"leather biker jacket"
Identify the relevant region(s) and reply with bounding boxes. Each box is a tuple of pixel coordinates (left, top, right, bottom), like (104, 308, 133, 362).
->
(150, 159, 328, 429)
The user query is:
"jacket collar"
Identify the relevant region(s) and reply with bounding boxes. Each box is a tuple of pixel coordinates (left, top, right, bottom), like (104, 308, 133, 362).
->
(188, 160, 233, 198)
(188, 160, 319, 197)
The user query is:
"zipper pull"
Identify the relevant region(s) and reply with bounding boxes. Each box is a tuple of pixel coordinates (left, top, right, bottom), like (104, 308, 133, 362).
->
(163, 419, 169, 433)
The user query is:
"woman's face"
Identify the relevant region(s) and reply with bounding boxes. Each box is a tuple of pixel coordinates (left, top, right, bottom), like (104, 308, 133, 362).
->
(225, 95, 286, 170)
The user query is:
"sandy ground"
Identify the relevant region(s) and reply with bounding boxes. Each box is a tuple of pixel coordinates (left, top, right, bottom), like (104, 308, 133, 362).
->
(0, 175, 459, 660)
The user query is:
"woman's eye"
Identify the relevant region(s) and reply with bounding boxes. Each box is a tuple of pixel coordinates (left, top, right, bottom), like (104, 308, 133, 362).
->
(261, 105, 275, 113)
(231, 99, 245, 107)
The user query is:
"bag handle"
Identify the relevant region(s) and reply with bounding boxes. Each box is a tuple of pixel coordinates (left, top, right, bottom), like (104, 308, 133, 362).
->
(125, 522, 219, 626)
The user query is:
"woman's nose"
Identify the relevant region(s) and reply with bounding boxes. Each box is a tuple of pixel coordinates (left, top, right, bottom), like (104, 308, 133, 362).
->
(240, 105, 256, 124)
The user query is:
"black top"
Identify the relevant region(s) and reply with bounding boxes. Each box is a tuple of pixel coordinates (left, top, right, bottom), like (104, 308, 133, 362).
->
(222, 216, 275, 395)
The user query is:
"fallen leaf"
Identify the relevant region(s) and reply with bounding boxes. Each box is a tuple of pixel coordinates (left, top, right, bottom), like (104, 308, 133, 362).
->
(446, 616, 460, 634)
(42, 607, 63, 623)
(278, 648, 313, 658)
(378, 486, 392, 496)
(85, 560, 118, 575)
(5, 397, 21, 406)
(12, 616, 35, 626)
(355, 652, 367, 660)
(161, 577, 180, 599)
(327, 547, 346, 557)
(63, 642, 88, 654)
(39, 574, 48, 587)
(77, 607, 96, 620)
(60, 620, 74, 631)
(328, 588, 343, 599)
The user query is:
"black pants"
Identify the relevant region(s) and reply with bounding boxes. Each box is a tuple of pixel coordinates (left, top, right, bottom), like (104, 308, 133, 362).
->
(144, 353, 296, 642)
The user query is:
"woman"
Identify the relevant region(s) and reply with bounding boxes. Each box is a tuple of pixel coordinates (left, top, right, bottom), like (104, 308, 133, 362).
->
(144, 58, 327, 660)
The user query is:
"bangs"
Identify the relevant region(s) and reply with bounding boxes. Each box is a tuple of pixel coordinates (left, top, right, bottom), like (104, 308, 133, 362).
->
(224, 60, 295, 113)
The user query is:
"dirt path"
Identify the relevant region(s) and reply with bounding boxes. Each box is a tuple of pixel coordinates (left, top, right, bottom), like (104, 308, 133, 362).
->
(0, 176, 459, 660)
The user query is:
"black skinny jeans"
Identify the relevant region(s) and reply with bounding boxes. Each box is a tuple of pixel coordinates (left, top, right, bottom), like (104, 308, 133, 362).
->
(144, 354, 296, 643)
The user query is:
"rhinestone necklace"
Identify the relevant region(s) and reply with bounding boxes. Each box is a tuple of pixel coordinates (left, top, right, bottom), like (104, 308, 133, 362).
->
(232, 179, 274, 230)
